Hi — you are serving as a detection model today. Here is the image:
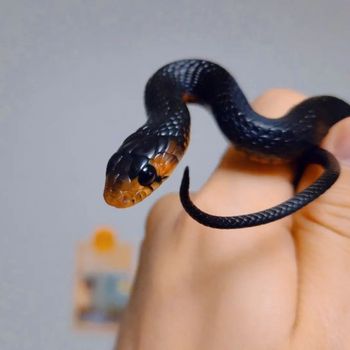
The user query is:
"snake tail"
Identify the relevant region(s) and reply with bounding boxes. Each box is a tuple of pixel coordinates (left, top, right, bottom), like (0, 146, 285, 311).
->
(180, 147, 340, 229)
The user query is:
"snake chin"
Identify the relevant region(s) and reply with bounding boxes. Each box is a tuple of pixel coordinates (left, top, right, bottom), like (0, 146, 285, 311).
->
(104, 191, 135, 208)
(103, 175, 160, 208)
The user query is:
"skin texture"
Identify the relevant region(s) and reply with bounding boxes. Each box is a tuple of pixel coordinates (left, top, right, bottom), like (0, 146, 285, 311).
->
(116, 89, 350, 350)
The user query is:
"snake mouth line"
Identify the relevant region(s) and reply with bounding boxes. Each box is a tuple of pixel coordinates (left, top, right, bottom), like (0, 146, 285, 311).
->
(104, 188, 150, 208)
(104, 174, 160, 208)
(104, 180, 152, 208)
(104, 190, 135, 208)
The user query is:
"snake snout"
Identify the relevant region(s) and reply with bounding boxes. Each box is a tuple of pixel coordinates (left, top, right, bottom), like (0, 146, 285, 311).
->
(103, 174, 153, 208)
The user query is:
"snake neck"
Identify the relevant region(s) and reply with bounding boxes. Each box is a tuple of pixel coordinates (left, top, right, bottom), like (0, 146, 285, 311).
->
(144, 59, 350, 161)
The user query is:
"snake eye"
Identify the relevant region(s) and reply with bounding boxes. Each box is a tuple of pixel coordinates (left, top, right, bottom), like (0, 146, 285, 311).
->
(138, 164, 157, 186)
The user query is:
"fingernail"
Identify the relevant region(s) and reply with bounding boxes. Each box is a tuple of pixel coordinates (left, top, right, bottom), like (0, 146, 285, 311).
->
(333, 119, 350, 165)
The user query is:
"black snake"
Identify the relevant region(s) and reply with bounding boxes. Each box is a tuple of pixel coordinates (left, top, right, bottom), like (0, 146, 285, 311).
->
(104, 59, 350, 229)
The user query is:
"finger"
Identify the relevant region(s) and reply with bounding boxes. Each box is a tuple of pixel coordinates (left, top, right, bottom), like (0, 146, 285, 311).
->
(292, 118, 350, 346)
(172, 89, 306, 345)
(140, 89, 309, 349)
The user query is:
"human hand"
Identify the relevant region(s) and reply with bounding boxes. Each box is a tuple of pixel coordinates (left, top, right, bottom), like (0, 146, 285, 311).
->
(116, 89, 350, 350)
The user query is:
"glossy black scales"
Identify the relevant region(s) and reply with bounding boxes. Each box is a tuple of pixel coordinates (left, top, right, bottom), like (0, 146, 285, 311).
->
(106, 134, 176, 181)
(146, 60, 350, 160)
(105, 59, 350, 228)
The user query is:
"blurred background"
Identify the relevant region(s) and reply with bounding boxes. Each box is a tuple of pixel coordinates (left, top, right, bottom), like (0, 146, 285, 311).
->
(1, 0, 349, 349)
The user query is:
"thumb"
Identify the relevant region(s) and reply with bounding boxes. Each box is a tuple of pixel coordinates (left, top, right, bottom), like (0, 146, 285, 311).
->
(295, 117, 350, 238)
(292, 117, 350, 341)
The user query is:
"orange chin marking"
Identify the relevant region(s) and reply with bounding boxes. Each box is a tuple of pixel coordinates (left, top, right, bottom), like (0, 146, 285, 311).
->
(150, 151, 181, 178)
(104, 176, 156, 208)
(182, 93, 197, 103)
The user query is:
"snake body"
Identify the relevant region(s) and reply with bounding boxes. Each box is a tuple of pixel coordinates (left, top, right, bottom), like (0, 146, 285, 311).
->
(104, 59, 350, 229)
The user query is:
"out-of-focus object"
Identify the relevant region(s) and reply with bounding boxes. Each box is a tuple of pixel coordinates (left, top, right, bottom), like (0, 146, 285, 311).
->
(73, 227, 133, 332)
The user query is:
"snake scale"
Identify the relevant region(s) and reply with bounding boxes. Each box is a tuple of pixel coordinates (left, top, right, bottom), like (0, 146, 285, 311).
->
(104, 59, 350, 229)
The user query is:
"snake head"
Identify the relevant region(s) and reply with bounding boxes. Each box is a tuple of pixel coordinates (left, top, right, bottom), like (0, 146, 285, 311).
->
(104, 135, 183, 208)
